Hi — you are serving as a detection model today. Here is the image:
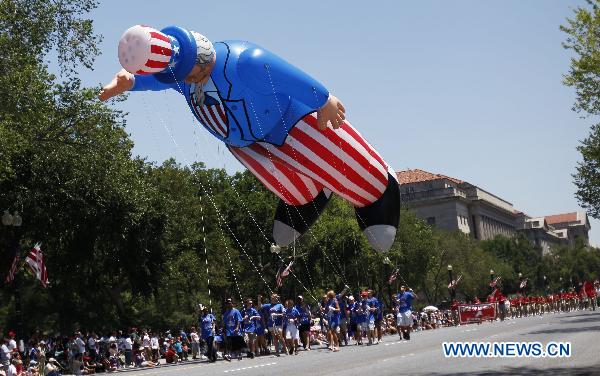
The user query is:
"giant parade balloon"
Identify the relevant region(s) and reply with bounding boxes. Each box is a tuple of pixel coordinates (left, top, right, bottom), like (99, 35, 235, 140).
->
(105, 24, 400, 252)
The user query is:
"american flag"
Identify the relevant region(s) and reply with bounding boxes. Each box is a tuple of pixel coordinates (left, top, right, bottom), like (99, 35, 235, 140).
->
(275, 261, 293, 287)
(25, 243, 48, 288)
(490, 276, 501, 288)
(388, 268, 399, 285)
(519, 278, 528, 289)
(448, 275, 462, 289)
(4, 249, 20, 284)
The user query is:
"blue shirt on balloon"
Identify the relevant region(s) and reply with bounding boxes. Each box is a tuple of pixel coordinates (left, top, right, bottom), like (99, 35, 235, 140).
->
(397, 291, 415, 313)
(130, 40, 329, 148)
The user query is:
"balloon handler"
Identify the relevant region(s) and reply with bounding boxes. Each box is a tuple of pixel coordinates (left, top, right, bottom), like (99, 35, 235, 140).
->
(100, 25, 400, 252)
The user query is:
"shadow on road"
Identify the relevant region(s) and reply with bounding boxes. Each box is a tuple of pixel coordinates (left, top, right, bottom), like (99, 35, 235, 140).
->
(433, 364, 600, 376)
(524, 325, 600, 335)
(559, 314, 600, 325)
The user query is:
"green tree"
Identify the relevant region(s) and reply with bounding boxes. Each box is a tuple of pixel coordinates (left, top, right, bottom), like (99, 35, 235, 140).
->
(562, 0, 600, 217)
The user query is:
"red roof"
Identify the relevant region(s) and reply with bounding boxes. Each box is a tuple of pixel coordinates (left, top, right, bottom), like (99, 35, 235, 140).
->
(396, 169, 464, 185)
(545, 212, 578, 225)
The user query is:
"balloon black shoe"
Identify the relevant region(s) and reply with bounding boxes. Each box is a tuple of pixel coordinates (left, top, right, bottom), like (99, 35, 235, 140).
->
(354, 172, 400, 252)
(273, 189, 332, 246)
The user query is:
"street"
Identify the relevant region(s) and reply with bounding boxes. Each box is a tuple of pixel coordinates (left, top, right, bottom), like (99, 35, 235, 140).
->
(120, 309, 600, 375)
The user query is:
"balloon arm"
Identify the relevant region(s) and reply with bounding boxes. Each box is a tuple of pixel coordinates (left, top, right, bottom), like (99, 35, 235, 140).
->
(98, 69, 135, 101)
(130, 73, 179, 92)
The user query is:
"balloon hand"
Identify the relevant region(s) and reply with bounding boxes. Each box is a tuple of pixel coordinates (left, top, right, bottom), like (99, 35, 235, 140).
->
(316, 94, 346, 130)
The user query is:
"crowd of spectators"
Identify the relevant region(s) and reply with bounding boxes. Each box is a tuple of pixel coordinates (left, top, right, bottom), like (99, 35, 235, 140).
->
(1, 282, 598, 375)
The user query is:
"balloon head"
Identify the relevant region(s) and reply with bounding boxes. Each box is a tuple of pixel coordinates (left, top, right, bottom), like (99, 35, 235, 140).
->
(118, 24, 198, 83)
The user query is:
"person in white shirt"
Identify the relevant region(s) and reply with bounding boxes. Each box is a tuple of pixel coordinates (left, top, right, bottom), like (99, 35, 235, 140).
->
(1, 338, 11, 371)
(150, 333, 159, 363)
(142, 331, 152, 363)
(124, 336, 133, 367)
(75, 333, 86, 355)
(6, 333, 16, 356)
(6, 359, 17, 376)
(190, 328, 200, 360)
(87, 333, 97, 359)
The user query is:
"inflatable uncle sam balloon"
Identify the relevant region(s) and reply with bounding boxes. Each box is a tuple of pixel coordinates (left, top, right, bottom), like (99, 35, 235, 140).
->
(100, 25, 400, 252)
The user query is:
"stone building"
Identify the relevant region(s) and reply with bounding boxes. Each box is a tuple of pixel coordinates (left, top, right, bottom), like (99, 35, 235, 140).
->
(397, 169, 590, 253)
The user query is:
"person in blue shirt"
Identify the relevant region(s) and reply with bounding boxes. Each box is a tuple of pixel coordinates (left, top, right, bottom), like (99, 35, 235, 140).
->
(325, 290, 341, 352)
(222, 298, 244, 360)
(199, 306, 217, 362)
(347, 296, 357, 344)
(367, 290, 382, 345)
(268, 294, 287, 356)
(284, 299, 300, 355)
(256, 295, 270, 356)
(295, 296, 312, 350)
(258, 294, 286, 356)
(242, 298, 261, 359)
(396, 285, 417, 340)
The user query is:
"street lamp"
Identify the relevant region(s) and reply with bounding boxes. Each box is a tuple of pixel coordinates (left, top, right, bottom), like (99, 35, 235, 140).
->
(447, 265, 456, 300)
(490, 269, 495, 282)
(270, 244, 281, 254)
(383, 257, 391, 265)
(2, 209, 23, 349)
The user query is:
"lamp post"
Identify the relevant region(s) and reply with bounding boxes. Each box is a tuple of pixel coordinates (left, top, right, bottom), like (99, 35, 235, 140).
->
(447, 265, 456, 300)
(2, 210, 23, 348)
(559, 277, 563, 293)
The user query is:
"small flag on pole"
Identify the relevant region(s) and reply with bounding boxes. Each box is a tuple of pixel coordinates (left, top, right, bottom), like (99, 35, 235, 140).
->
(519, 278, 528, 289)
(388, 268, 399, 285)
(276, 261, 293, 287)
(448, 275, 462, 289)
(490, 276, 501, 288)
(4, 250, 20, 284)
(25, 243, 48, 288)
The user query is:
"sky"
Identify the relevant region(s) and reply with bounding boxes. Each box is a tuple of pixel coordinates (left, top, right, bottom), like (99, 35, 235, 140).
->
(78, 0, 598, 244)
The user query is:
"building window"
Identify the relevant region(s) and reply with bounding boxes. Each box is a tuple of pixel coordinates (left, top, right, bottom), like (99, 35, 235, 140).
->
(426, 217, 436, 226)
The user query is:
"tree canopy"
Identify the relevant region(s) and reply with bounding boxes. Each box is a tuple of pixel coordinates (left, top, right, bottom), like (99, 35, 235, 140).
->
(0, 0, 597, 336)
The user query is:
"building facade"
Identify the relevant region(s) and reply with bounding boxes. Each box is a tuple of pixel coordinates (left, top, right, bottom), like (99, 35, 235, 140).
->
(397, 169, 590, 253)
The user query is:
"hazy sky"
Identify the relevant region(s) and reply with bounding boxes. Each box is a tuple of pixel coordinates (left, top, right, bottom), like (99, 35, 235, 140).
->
(80, 0, 598, 244)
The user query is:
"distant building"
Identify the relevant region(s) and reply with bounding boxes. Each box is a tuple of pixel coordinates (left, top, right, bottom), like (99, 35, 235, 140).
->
(397, 169, 517, 240)
(397, 169, 590, 253)
(545, 212, 590, 246)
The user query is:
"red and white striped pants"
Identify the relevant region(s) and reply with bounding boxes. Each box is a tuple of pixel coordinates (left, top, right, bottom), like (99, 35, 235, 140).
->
(229, 113, 390, 208)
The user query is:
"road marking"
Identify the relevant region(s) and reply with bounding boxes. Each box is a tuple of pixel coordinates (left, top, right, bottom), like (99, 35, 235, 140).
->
(490, 334, 499, 338)
(224, 362, 277, 373)
(383, 353, 415, 362)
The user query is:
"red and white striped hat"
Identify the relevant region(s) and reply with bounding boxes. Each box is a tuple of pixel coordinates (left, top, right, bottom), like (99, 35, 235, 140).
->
(118, 25, 174, 75)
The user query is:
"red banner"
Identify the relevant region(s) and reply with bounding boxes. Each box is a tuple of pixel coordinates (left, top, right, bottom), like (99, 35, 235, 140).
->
(458, 303, 497, 324)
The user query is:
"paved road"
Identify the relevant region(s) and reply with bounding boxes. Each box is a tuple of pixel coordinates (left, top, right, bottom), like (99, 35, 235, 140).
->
(123, 310, 600, 375)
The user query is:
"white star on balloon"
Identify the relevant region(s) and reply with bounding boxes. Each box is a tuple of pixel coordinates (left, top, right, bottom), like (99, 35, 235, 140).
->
(173, 45, 180, 56)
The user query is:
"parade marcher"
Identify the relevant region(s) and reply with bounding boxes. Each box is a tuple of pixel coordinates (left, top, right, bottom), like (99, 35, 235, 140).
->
(284, 299, 300, 355)
(199, 306, 217, 363)
(242, 298, 260, 359)
(397, 285, 417, 340)
(223, 298, 244, 361)
(325, 290, 341, 352)
(296, 296, 312, 351)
